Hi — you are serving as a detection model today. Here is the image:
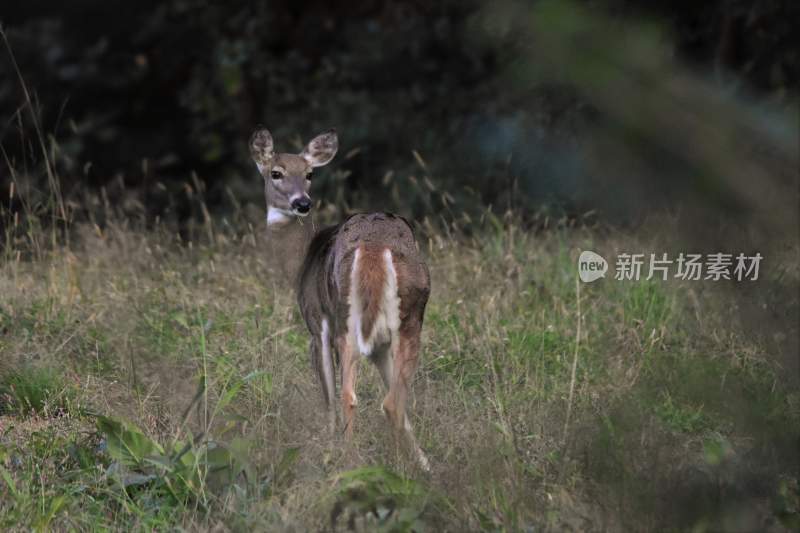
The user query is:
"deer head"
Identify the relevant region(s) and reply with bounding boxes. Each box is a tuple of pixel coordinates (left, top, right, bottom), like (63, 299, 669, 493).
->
(249, 128, 338, 226)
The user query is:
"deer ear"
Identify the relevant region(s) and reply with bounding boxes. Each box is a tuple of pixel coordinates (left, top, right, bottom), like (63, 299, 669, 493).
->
(249, 128, 274, 173)
(301, 129, 338, 167)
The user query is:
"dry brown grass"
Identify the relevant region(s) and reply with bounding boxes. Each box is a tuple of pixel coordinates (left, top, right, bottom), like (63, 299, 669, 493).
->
(0, 211, 798, 531)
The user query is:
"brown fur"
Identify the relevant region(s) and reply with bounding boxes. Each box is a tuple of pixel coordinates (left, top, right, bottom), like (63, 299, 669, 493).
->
(297, 214, 431, 468)
(356, 245, 387, 343)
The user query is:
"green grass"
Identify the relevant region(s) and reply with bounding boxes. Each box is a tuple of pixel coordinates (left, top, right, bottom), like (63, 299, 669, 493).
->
(0, 366, 78, 418)
(0, 215, 797, 531)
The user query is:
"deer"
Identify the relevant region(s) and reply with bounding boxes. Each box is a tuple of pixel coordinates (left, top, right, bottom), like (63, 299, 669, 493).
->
(249, 127, 431, 470)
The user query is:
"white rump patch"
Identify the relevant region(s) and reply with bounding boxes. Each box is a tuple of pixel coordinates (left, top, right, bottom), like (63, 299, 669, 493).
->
(347, 248, 401, 357)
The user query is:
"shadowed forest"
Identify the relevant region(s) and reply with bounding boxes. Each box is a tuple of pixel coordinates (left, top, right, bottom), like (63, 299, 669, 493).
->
(1, 1, 798, 531)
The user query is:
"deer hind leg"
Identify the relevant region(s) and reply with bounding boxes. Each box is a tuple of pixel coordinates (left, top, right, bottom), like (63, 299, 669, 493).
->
(337, 333, 359, 440)
(374, 343, 393, 390)
(380, 332, 430, 471)
(374, 344, 404, 456)
(319, 318, 337, 434)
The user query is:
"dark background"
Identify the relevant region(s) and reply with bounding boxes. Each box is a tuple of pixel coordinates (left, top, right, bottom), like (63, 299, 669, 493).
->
(0, 0, 797, 230)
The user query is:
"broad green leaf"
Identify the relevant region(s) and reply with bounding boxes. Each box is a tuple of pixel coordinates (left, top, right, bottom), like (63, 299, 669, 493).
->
(0, 465, 19, 500)
(96, 415, 164, 467)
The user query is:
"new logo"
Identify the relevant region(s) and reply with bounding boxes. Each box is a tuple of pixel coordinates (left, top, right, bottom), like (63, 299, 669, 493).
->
(578, 251, 608, 283)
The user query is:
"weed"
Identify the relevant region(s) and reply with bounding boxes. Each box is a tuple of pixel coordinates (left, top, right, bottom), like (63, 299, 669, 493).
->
(653, 391, 708, 434)
(330, 466, 449, 532)
(0, 366, 77, 417)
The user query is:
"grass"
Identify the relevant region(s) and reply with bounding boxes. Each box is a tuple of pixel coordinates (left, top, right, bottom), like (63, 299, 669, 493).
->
(0, 210, 797, 531)
(0, 366, 78, 418)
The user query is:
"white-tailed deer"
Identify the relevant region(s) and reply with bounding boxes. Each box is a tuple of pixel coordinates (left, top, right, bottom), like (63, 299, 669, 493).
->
(250, 127, 430, 470)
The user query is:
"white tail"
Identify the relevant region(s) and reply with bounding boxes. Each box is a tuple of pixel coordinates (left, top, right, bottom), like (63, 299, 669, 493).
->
(348, 248, 401, 356)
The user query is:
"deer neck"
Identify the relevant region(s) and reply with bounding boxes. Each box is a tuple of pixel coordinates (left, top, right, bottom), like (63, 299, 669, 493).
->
(265, 211, 317, 286)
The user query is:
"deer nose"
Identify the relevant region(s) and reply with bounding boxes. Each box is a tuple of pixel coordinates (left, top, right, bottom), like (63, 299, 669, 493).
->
(291, 197, 312, 214)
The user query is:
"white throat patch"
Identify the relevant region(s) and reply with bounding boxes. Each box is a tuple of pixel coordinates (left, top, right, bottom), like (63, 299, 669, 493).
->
(267, 207, 294, 226)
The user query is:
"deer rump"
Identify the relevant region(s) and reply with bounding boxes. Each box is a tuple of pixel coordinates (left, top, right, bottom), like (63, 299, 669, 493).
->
(347, 246, 401, 356)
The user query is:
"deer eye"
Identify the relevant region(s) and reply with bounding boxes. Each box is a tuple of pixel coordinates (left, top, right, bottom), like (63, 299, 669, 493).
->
(306, 171, 313, 180)
(270, 170, 282, 180)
